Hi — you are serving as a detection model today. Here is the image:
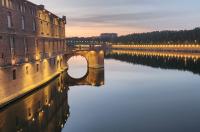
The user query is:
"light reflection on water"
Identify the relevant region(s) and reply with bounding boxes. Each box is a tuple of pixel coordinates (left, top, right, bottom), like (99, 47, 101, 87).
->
(63, 53, 200, 132)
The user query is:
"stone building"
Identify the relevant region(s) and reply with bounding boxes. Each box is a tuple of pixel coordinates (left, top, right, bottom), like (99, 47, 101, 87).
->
(0, 0, 66, 66)
(0, 0, 68, 108)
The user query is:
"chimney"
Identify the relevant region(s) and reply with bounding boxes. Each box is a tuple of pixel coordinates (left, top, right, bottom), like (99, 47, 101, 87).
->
(62, 16, 67, 24)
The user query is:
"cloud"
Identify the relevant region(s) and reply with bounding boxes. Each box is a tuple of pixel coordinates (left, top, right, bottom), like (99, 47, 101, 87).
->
(68, 10, 183, 26)
(30, 0, 200, 36)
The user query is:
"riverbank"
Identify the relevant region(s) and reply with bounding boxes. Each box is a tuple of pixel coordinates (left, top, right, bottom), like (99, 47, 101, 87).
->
(0, 55, 68, 109)
(111, 44, 200, 53)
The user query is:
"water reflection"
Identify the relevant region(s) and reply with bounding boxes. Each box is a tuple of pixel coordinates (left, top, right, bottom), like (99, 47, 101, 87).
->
(106, 50, 200, 75)
(66, 68, 104, 87)
(0, 72, 69, 132)
(0, 67, 104, 132)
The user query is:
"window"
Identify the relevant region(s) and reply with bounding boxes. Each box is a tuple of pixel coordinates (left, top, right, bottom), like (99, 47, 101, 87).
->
(26, 66, 28, 74)
(8, 0, 12, 8)
(21, 16, 25, 30)
(1, 0, 5, 6)
(13, 69, 16, 80)
(24, 38, 28, 54)
(1, 53, 4, 58)
(9, 36, 15, 57)
(28, 108, 31, 117)
(7, 12, 12, 28)
(23, 5, 26, 12)
(53, 42, 55, 52)
(36, 64, 39, 72)
(40, 21, 43, 34)
(32, 19, 36, 31)
(30, 8, 35, 15)
(5, 0, 8, 7)
(20, 4, 23, 12)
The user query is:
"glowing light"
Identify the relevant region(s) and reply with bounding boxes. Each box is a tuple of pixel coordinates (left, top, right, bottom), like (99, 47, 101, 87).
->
(25, 57, 29, 62)
(43, 59, 48, 63)
(90, 51, 95, 54)
(11, 59, 16, 65)
(35, 54, 40, 60)
(99, 50, 104, 55)
(57, 55, 60, 60)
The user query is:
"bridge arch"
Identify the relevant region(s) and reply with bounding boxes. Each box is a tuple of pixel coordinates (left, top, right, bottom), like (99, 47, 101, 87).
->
(64, 49, 105, 86)
(66, 54, 89, 68)
(66, 50, 104, 69)
(67, 55, 89, 80)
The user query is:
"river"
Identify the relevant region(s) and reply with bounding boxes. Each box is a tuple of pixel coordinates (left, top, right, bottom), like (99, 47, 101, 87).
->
(1, 50, 200, 132)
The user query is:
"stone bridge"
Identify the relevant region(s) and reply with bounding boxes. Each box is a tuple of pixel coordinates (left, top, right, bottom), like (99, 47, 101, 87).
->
(65, 47, 104, 69)
(63, 47, 105, 87)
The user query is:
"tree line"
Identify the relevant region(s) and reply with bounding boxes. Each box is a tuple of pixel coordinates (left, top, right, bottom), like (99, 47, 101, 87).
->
(117, 27, 200, 44)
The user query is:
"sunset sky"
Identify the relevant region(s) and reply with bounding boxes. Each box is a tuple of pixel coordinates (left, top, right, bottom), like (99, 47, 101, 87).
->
(31, 0, 200, 37)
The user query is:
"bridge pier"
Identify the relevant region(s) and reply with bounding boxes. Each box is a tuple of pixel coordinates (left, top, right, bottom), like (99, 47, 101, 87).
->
(86, 50, 104, 69)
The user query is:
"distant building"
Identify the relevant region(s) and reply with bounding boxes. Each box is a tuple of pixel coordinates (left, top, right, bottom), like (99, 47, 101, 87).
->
(100, 33, 118, 42)
(66, 37, 99, 45)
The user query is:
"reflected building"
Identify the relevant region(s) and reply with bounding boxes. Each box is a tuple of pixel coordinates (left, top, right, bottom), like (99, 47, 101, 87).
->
(0, 72, 69, 132)
(106, 50, 200, 75)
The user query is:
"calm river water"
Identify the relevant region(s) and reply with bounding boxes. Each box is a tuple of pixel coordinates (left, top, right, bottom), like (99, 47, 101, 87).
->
(1, 50, 200, 132)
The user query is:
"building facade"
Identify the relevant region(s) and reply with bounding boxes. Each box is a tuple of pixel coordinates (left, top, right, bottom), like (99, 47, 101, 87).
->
(0, 0, 66, 66)
(0, 0, 68, 107)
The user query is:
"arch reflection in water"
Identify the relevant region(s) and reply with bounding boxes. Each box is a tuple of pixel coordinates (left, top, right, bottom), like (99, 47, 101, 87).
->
(106, 50, 200, 75)
(66, 68, 105, 87)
